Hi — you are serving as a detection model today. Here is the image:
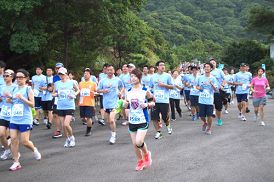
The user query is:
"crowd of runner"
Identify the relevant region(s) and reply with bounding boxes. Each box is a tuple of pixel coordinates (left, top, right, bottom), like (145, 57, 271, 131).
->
(0, 58, 271, 171)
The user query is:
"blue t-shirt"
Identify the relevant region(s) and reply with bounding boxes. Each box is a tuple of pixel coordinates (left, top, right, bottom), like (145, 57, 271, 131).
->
(182, 74, 191, 91)
(32, 74, 46, 97)
(119, 73, 132, 90)
(234, 71, 252, 94)
(55, 80, 76, 110)
(0, 84, 16, 121)
(197, 75, 218, 105)
(224, 74, 233, 94)
(169, 77, 182, 100)
(141, 74, 151, 89)
(189, 75, 200, 96)
(210, 68, 225, 92)
(40, 76, 54, 101)
(53, 75, 61, 83)
(98, 76, 124, 109)
(150, 73, 173, 104)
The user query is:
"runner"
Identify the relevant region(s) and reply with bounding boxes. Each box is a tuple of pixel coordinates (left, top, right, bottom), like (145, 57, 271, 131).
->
(150, 60, 174, 139)
(148, 66, 155, 75)
(223, 68, 234, 114)
(141, 65, 151, 90)
(250, 67, 270, 126)
(79, 68, 97, 136)
(97, 64, 124, 144)
(31, 66, 46, 126)
(182, 66, 192, 111)
(0, 69, 16, 160)
(169, 70, 183, 121)
(40, 67, 54, 129)
(196, 63, 218, 135)
(245, 65, 252, 113)
(52, 67, 80, 147)
(230, 69, 236, 104)
(209, 58, 226, 126)
(123, 69, 154, 171)
(189, 66, 200, 121)
(8, 69, 41, 171)
(233, 63, 252, 121)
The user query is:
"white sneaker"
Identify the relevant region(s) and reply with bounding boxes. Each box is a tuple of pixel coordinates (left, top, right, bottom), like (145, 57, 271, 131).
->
(64, 138, 70, 148)
(9, 162, 22, 171)
(167, 125, 173, 135)
(1, 149, 12, 160)
(260, 121, 265, 126)
(238, 114, 242, 119)
(33, 119, 40, 126)
(154, 132, 162, 139)
(109, 135, 116, 144)
(33, 147, 41, 160)
(254, 115, 258, 122)
(241, 116, 247, 121)
(69, 136, 76, 147)
(224, 110, 229, 114)
(43, 118, 48, 124)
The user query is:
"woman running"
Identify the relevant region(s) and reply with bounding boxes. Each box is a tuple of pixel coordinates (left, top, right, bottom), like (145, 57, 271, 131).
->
(250, 67, 270, 126)
(8, 69, 41, 171)
(123, 69, 154, 171)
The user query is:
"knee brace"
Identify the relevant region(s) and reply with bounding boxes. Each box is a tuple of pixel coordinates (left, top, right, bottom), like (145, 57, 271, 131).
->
(136, 142, 144, 148)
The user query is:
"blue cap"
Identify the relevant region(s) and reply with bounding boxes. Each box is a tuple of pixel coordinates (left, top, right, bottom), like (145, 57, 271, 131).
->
(55, 62, 64, 68)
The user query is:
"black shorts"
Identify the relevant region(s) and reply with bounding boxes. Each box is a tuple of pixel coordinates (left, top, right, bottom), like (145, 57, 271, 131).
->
(53, 105, 58, 115)
(34, 97, 42, 109)
(190, 95, 199, 107)
(184, 90, 190, 101)
(100, 95, 104, 109)
(231, 86, 236, 92)
(58, 110, 74, 117)
(128, 123, 149, 132)
(236, 94, 248, 103)
(41, 100, 54, 111)
(104, 108, 114, 114)
(199, 104, 214, 118)
(0, 119, 10, 128)
(80, 106, 95, 118)
(214, 92, 223, 111)
(151, 103, 170, 122)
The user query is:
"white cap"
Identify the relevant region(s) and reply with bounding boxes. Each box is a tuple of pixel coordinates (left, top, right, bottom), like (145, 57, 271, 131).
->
(58, 67, 67, 75)
(128, 63, 135, 69)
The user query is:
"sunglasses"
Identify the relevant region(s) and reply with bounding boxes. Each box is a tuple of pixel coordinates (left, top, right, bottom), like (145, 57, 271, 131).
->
(16, 76, 26, 79)
(3, 75, 11, 78)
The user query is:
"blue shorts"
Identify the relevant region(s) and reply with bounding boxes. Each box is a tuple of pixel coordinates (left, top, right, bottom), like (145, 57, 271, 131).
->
(34, 97, 42, 109)
(236, 94, 248, 103)
(9, 123, 32, 133)
(199, 104, 214, 118)
(80, 106, 95, 118)
(184, 90, 190, 101)
(104, 108, 114, 114)
(190, 95, 199, 107)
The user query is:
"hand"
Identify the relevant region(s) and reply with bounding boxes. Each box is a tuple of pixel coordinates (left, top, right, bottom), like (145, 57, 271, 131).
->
(68, 94, 76, 99)
(16, 93, 23, 99)
(140, 103, 148, 109)
(104, 89, 110, 93)
(158, 82, 165, 87)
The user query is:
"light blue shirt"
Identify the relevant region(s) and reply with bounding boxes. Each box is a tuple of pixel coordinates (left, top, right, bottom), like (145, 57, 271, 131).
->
(10, 86, 33, 125)
(40, 76, 54, 101)
(150, 73, 173, 104)
(182, 74, 191, 91)
(197, 75, 218, 105)
(224, 74, 233, 94)
(234, 71, 252, 94)
(98, 76, 124, 109)
(0, 75, 5, 108)
(169, 77, 182, 100)
(0, 84, 16, 121)
(189, 74, 200, 96)
(55, 80, 76, 110)
(32, 74, 46, 97)
(119, 73, 132, 91)
(141, 74, 151, 89)
(210, 68, 225, 92)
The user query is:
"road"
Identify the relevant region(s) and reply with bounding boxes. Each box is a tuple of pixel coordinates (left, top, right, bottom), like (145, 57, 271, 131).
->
(1, 98, 274, 182)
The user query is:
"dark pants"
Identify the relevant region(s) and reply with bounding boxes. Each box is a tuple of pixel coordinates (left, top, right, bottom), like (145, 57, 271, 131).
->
(169, 98, 182, 120)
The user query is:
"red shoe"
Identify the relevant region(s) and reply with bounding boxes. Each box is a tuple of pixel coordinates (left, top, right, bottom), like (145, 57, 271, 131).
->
(135, 160, 145, 171)
(52, 131, 62, 138)
(144, 151, 152, 168)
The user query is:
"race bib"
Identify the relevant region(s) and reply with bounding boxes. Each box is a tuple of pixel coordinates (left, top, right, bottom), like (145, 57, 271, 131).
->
(170, 90, 179, 98)
(129, 111, 144, 124)
(12, 104, 24, 117)
(242, 84, 247, 90)
(154, 90, 165, 100)
(200, 90, 210, 98)
(58, 89, 70, 100)
(1, 105, 12, 117)
(80, 88, 90, 97)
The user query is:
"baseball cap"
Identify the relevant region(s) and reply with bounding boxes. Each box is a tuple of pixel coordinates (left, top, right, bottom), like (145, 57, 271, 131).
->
(240, 63, 247, 67)
(4, 69, 14, 76)
(55, 62, 64, 68)
(58, 67, 67, 75)
(128, 63, 135, 69)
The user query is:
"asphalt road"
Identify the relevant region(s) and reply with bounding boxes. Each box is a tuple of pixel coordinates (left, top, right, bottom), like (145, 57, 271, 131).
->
(1, 98, 274, 182)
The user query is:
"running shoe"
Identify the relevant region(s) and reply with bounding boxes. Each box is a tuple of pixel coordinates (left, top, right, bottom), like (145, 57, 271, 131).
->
(52, 131, 62, 138)
(217, 119, 223, 126)
(64, 138, 70, 148)
(136, 160, 145, 171)
(43, 118, 48, 124)
(260, 121, 265, 126)
(167, 125, 173, 135)
(238, 113, 242, 119)
(144, 151, 152, 168)
(178, 112, 182, 118)
(241, 115, 247, 121)
(224, 110, 229, 114)
(98, 119, 106, 126)
(33, 119, 40, 126)
(33, 147, 41, 160)
(9, 162, 22, 171)
(109, 135, 116, 144)
(82, 121, 87, 125)
(205, 129, 212, 135)
(0, 149, 12, 160)
(122, 121, 128, 126)
(171, 119, 176, 122)
(69, 136, 76, 147)
(85, 127, 92, 136)
(192, 115, 197, 121)
(246, 108, 250, 113)
(202, 123, 207, 131)
(212, 111, 216, 118)
(154, 132, 163, 139)
(46, 121, 52, 129)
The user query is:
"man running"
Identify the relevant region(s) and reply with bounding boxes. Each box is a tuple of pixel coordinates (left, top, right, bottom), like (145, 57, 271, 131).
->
(189, 66, 200, 121)
(98, 64, 109, 126)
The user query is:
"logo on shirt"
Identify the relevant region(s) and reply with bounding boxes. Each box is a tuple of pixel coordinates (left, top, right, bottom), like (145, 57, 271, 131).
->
(131, 99, 139, 110)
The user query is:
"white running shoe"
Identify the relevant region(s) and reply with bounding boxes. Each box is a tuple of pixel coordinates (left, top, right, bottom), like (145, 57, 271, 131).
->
(260, 121, 265, 126)
(9, 162, 22, 171)
(33, 119, 40, 126)
(0, 149, 12, 160)
(224, 110, 229, 114)
(64, 138, 70, 148)
(167, 125, 173, 135)
(109, 135, 116, 144)
(238, 114, 242, 119)
(43, 118, 48, 124)
(69, 136, 76, 147)
(33, 147, 41, 160)
(154, 132, 163, 139)
(241, 116, 247, 121)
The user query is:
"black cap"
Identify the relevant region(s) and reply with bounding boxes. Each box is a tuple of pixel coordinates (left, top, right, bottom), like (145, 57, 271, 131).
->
(240, 63, 247, 67)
